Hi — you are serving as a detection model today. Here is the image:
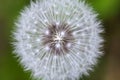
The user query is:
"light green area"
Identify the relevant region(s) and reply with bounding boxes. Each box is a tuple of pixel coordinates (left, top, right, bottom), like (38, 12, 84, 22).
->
(89, 0, 120, 18)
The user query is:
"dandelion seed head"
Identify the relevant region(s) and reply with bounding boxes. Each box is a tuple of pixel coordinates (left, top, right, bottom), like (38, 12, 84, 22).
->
(13, 0, 103, 80)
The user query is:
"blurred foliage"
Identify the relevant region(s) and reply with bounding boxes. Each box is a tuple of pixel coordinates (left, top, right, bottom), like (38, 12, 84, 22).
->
(0, 0, 120, 80)
(0, 0, 32, 80)
(87, 0, 120, 19)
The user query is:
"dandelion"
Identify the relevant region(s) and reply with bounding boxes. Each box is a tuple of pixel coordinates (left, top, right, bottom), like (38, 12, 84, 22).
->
(13, 0, 103, 80)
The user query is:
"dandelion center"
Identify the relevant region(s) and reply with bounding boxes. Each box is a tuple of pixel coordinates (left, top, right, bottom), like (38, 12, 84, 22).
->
(42, 23, 75, 55)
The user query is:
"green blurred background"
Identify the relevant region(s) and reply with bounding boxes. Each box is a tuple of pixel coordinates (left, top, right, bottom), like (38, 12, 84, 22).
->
(0, 0, 120, 80)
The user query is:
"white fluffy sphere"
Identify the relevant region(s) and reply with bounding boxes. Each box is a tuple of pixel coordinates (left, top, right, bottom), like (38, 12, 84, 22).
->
(13, 0, 103, 80)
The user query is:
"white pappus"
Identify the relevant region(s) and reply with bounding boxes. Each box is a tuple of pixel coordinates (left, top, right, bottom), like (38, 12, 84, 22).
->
(13, 0, 104, 80)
